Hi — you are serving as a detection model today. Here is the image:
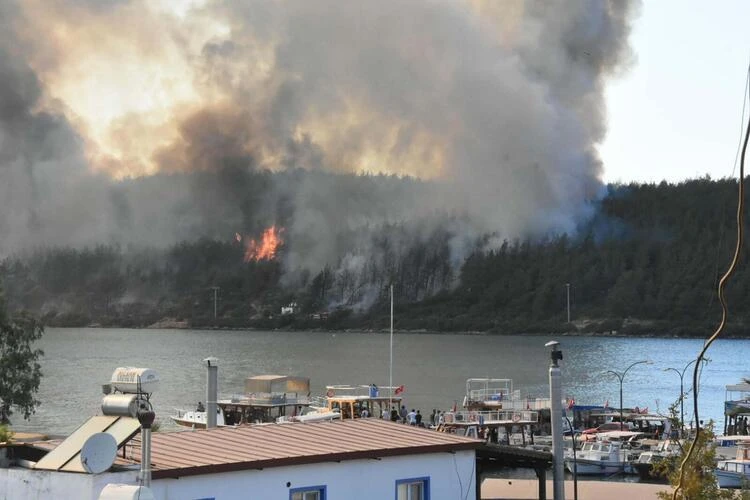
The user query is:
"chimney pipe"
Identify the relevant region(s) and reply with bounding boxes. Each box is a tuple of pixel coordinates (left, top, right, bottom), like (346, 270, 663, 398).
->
(204, 357, 219, 429)
(137, 408, 156, 488)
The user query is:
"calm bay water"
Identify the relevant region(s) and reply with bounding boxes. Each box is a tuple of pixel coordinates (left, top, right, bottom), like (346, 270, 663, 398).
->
(12, 328, 750, 436)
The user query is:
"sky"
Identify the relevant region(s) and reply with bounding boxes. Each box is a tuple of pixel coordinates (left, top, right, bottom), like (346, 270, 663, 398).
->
(600, 0, 750, 184)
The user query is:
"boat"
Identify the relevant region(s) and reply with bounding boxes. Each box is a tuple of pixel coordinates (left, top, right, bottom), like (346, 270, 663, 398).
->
(564, 431, 647, 475)
(462, 378, 553, 411)
(724, 381, 750, 436)
(435, 378, 548, 446)
(434, 420, 483, 439)
(171, 407, 225, 428)
(324, 384, 403, 420)
(716, 439, 750, 488)
(276, 406, 341, 423)
(630, 439, 681, 482)
(171, 374, 312, 428)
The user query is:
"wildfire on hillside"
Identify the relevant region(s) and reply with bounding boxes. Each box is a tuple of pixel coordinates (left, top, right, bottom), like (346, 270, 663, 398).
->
(241, 226, 284, 262)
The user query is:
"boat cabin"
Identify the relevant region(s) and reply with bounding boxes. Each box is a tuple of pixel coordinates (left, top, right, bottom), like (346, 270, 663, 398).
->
(325, 385, 402, 419)
(724, 382, 750, 435)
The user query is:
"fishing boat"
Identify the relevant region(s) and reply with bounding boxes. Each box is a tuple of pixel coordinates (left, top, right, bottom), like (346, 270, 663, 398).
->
(564, 431, 646, 475)
(276, 406, 341, 423)
(171, 374, 312, 428)
(171, 407, 225, 428)
(716, 439, 750, 488)
(630, 439, 681, 482)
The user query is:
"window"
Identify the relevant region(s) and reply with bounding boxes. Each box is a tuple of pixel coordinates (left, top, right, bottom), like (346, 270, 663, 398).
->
(396, 477, 430, 500)
(290, 485, 326, 500)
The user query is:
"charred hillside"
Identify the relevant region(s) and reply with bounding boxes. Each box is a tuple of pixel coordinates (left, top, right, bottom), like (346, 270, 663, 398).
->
(1, 176, 748, 336)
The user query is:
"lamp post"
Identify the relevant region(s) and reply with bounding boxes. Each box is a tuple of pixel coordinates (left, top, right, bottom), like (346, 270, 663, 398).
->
(565, 283, 571, 324)
(546, 341, 565, 500)
(607, 360, 652, 430)
(664, 358, 708, 437)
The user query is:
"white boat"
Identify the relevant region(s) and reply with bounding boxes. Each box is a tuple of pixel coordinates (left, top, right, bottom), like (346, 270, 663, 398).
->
(277, 406, 341, 423)
(462, 378, 553, 411)
(716, 439, 750, 488)
(565, 431, 646, 475)
(171, 374, 313, 428)
(631, 439, 681, 482)
(171, 407, 226, 428)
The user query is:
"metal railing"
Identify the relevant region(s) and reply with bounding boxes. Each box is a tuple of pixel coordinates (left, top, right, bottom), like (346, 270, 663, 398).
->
(443, 409, 539, 424)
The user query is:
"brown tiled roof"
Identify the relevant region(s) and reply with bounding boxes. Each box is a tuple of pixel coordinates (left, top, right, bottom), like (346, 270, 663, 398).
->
(124, 419, 481, 479)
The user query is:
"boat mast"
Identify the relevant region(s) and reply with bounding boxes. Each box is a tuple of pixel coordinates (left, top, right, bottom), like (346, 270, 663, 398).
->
(389, 284, 393, 411)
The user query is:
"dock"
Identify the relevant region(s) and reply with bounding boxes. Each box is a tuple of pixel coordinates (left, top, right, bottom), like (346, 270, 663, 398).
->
(481, 478, 669, 499)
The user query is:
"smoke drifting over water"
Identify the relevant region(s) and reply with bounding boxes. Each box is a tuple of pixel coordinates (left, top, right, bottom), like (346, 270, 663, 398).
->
(0, 0, 640, 275)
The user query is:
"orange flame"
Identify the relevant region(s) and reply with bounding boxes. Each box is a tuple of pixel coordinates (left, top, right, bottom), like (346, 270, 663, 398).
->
(243, 226, 284, 262)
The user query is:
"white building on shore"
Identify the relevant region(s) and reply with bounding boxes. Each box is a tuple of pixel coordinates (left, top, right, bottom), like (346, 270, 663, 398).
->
(1, 418, 480, 500)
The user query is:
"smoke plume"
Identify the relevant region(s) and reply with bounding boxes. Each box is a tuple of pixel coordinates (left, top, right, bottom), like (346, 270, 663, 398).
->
(0, 0, 640, 279)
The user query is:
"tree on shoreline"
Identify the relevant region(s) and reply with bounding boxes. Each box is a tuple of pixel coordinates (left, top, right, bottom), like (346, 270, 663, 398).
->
(0, 288, 44, 424)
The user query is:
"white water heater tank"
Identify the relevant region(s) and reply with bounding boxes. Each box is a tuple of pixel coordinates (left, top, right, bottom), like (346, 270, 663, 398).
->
(110, 367, 159, 395)
(101, 394, 147, 418)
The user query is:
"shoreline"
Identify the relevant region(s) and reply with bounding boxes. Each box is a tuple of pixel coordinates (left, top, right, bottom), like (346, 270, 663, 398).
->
(44, 323, 750, 339)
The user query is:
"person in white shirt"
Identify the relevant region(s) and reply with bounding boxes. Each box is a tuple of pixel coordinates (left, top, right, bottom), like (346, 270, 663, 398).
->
(407, 409, 417, 425)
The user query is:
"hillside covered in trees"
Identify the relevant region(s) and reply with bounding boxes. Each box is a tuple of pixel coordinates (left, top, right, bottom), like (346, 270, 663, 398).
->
(1, 177, 748, 337)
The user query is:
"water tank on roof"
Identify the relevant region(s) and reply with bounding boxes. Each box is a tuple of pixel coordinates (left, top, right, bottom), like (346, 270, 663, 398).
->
(101, 394, 148, 418)
(110, 367, 159, 395)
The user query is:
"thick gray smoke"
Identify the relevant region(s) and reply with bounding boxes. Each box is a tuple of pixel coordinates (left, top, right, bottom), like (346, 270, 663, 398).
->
(0, 0, 640, 282)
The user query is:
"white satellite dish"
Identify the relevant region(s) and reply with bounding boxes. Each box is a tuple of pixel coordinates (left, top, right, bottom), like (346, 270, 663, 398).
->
(80, 432, 117, 474)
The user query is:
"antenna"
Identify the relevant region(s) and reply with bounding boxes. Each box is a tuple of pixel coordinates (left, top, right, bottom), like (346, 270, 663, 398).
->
(80, 432, 117, 474)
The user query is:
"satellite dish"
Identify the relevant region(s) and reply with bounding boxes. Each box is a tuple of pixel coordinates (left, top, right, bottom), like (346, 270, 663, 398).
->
(80, 432, 117, 474)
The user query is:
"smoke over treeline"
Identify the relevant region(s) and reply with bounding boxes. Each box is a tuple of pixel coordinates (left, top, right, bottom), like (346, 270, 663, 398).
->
(0, 0, 640, 291)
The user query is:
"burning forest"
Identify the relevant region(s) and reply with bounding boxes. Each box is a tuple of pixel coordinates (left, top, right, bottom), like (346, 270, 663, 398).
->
(0, 0, 641, 326)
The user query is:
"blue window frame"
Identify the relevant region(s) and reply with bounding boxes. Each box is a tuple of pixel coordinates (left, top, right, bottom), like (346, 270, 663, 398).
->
(395, 477, 430, 500)
(289, 485, 326, 500)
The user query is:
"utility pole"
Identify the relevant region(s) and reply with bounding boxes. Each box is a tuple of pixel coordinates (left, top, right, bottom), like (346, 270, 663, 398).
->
(566, 283, 571, 324)
(210, 286, 220, 319)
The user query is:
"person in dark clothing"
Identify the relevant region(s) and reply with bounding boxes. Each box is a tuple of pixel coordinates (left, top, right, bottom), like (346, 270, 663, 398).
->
(415, 410, 423, 427)
(390, 407, 399, 422)
(196, 402, 205, 412)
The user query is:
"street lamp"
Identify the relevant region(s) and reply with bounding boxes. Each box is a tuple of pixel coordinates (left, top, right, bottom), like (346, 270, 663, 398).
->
(664, 358, 708, 437)
(607, 360, 652, 430)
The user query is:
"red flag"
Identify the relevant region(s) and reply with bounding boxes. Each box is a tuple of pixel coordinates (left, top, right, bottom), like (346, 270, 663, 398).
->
(567, 398, 575, 410)
(641, 407, 648, 414)
(394, 385, 405, 395)
(604, 399, 609, 409)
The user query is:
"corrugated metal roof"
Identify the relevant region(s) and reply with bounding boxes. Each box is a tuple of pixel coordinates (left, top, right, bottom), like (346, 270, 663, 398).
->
(125, 419, 481, 479)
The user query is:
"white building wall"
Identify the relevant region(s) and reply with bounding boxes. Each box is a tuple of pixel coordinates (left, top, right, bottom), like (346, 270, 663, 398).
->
(0, 451, 475, 500)
(0, 467, 138, 500)
(149, 451, 476, 500)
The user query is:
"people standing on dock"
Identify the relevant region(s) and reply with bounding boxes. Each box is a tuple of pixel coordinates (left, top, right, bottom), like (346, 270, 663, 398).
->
(430, 409, 437, 426)
(391, 407, 399, 422)
(196, 402, 205, 412)
(415, 410, 423, 427)
(407, 408, 417, 425)
(400, 405, 407, 423)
